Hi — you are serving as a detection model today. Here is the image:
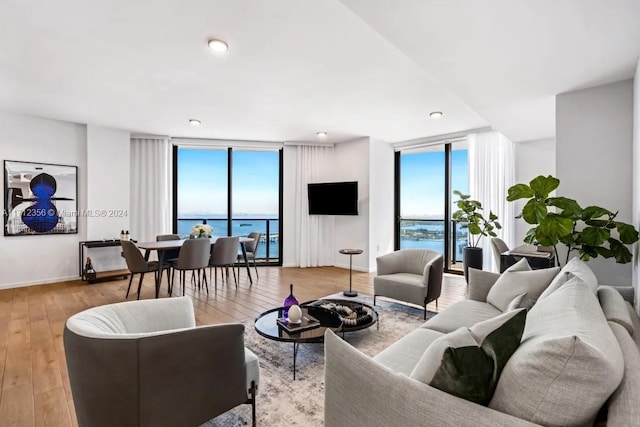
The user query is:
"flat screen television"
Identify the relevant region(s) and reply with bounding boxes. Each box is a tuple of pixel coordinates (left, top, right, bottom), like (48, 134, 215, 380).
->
(308, 181, 358, 215)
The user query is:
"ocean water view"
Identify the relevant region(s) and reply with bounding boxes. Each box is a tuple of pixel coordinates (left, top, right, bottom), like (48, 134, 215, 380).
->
(177, 215, 467, 263)
(177, 215, 280, 260)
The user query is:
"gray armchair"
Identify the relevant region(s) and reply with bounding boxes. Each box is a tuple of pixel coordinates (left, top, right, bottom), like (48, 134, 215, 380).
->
(64, 297, 259, 427)
(373, 249, 443, 319)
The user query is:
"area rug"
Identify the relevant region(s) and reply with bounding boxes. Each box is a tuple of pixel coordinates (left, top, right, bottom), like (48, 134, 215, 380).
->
(203, 295, 434, 426)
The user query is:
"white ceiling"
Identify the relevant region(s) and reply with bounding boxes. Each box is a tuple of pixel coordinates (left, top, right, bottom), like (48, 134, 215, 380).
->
(1, 1, 638, 143)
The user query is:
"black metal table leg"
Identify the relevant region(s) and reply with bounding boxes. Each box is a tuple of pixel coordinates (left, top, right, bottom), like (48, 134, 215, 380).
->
(293, 342, 299, 380)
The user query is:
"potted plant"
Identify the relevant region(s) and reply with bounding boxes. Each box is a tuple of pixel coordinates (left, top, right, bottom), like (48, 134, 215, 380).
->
(507, 175, 639, 266)
(452, 190, 501, 281)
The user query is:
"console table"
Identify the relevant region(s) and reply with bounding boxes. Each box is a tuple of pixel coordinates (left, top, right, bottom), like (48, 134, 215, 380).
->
(500, 244, 556, 272)
(78, 240, 130, 283)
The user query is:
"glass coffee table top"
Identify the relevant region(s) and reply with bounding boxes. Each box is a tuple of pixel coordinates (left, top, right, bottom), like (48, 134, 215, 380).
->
(255, 304, 342, 379)
(254, 305, 342, 343)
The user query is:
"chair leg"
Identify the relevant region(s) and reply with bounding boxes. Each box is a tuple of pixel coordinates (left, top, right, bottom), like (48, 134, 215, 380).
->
(169, 268, 176, 296)
(253, 256, 258, 279)
(125, 274, 134, 299)
(424, 304, 427, 320)
(182, 271, 186, 296)
(136, 273, 145, 300)
(373, 295, 376, 306)
(231, 264, 237, 287)
(166, 267, 172, 296)
(202, 269, 209, 293)
(249, 381, 257, 427)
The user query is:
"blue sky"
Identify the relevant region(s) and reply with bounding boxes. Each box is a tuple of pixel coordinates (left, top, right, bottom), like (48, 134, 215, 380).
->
(178, 147, 468, 219)
(400, 149, 468, 218)
(177, 148, 279, 215)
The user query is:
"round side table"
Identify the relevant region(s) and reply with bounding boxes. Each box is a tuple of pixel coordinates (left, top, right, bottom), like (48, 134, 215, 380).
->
(339, 248, 363, 297)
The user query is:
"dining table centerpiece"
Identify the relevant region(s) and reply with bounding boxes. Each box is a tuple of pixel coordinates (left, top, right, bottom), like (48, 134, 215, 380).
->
(191, 223, 213, 238)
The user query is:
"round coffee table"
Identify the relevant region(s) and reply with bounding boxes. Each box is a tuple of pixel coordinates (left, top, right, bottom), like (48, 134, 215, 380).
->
(254, 304, 342, 379)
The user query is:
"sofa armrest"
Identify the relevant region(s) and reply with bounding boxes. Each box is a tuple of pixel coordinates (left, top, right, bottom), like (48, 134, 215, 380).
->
(468, 268, 500, 302)
(324, 330, 538, 427)
(610, 286, 635, 304)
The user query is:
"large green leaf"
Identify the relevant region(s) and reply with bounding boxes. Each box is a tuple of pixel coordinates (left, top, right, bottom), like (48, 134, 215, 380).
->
(538, 214, 574, 239)
(580, 227, 610, 246)
(522, 199, 547, 224)
(584, 219, 609, 227)
(547, 197, 582, 216)
(595, 247, 614, 258)
(468, 223, 482, 235)
(581, 206, 611, 220)
(530, 175, 560, 199)
(507, 184, 534, 201)
(523, 228, 537, 244)
(609, 238, 633, 263)
(616, 222, 639, 244)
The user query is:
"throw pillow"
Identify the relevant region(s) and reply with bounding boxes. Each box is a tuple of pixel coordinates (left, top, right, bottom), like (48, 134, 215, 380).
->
(538, 257, 598, 300)
(410, 309, 527, 406)
(486, 260, 560, 311)
(505, 292, 527, 311)
(489, 277, 624, 427)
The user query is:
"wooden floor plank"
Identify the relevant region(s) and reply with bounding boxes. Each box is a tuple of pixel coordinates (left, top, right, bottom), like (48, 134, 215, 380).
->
(34, 388, 71, 427)
(32, 346, 63, 396)
(0, 383, 34, 427)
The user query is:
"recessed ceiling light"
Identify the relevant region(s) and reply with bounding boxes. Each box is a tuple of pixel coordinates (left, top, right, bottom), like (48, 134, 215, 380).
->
(189, 119, 201, 126)
(429, 111, 443, 119)
(208, 39, 229, 53)
(317, 132, 328, 138)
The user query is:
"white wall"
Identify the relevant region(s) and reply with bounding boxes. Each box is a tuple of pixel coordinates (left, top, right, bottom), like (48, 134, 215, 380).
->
(513, 138, 556, 244)
(633, 58, 640, 312)
(334, 138, 371, 272)
(368, 138, 395, 269)
(0, 111, 87, 288)
(86, 125, 130, 271)
(556, 79, 634, 286)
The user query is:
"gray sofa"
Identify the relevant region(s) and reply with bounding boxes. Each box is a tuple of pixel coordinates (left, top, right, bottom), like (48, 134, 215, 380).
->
(325, 261, 640, 427)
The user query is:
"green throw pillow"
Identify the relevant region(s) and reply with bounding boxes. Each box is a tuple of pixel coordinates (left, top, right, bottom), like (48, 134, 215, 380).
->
(410, 309, 527, 405)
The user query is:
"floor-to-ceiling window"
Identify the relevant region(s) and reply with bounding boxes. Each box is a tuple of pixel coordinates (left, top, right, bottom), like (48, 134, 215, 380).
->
(174, 146, 283, 265)
(395, 140, 468, 272)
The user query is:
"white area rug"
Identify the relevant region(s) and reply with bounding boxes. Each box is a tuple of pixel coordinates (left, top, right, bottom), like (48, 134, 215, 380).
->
(203, 295, 433, 426)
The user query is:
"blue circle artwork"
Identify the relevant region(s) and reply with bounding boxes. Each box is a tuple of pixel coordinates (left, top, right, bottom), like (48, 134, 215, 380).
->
(22, 173, 60, 232)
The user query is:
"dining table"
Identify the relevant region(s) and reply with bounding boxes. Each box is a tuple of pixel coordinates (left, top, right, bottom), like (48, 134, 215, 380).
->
(137, 236, 255, 298)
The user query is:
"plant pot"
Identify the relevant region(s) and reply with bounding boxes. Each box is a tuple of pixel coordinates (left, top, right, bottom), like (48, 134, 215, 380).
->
(463, 246, 483, 283)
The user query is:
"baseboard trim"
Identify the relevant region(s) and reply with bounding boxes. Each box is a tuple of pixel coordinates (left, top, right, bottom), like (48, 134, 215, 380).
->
(0, 275, 80, 290)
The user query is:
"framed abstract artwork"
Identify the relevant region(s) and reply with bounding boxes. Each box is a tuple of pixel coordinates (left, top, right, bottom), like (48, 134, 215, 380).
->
(4, 160, 78, 236)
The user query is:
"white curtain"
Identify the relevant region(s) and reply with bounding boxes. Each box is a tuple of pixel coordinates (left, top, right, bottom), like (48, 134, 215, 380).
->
(130, 137, 172, 243)
(469, 131, 515, 272)
(293, 145, 335, 267)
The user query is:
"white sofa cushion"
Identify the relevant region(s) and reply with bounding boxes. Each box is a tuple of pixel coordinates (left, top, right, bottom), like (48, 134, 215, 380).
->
(538, 257, 597, 300)
(489, 276, 624, 427)
(373, 328, 443, 376)
(421, 300, 502, 334)
(486, 259, 559, 311)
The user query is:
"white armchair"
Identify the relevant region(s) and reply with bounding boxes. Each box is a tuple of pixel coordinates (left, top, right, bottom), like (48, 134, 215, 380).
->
(373, 249, 444, 319)
(64, 297, 259, 427)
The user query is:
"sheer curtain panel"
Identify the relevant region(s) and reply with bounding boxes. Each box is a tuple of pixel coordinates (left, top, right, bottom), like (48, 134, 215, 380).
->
(293, 145, 335, 267)
(469, 131, 515, 271)
(130, 137, 172, 243)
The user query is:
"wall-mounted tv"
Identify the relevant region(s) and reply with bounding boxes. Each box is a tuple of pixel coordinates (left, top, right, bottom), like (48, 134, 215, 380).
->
(308, 181, 358, 215)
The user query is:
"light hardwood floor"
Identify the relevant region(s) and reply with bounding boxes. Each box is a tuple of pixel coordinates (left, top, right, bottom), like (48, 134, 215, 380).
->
(0, 266, 467, 427)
